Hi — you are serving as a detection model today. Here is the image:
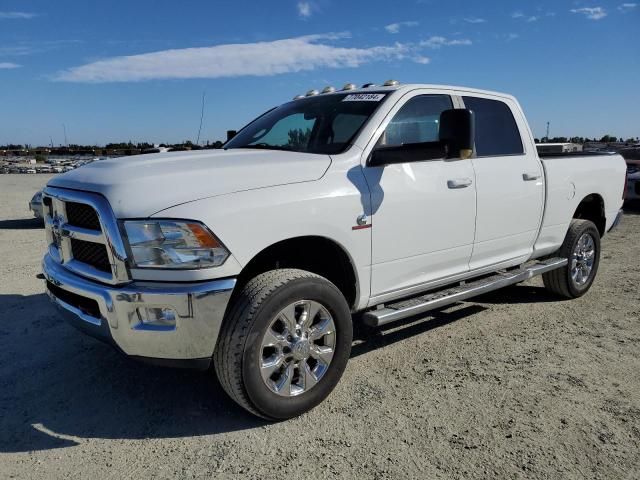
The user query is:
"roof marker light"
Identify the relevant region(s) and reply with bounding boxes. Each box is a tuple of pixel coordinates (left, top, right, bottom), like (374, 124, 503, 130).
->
(383, 79, 399, 86)
(306, 89, 319, 96)
(293, 95, 305, 100)
(341, 83, 356, 91)
(321, 86, 336, 94)
(362, 83, 377, 88)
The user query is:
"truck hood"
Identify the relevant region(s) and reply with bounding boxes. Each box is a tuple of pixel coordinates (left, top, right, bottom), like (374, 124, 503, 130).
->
(47, 149, 331, 217)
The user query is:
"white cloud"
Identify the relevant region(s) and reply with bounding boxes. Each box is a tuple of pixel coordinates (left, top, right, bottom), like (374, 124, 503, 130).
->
(618, 3, 637, 12)
(570, 7, 607, 20)
(413, 56, 431, 65)
(420, 36, 472, 49)
(0, 46, 35, 56)
(0, 11, 37, 19)
(513, 12, 540, 22)
(52, 34, 411, 83)
(0, 62, 21, 69)
(463, 17, 486, 24)
(297, 1, 312, 18)
(384, 21, 419, 34)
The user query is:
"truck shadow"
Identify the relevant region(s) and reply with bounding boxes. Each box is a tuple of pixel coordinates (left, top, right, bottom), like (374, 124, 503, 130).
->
(0, 293, 266, 454)
(0, 283, 564, 453)
(0, 218, 44, 230)
(350, 284, 562, 358)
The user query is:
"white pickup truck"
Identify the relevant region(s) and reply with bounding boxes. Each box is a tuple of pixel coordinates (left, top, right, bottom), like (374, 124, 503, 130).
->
(41, 82, 626, 419)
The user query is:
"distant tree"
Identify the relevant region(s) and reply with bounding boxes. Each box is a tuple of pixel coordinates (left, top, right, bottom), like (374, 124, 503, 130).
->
(287, 128, 311, 149)
(534, 138, 540, 143)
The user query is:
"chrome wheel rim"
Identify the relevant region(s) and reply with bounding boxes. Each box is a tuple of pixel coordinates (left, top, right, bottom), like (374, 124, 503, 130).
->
(259, 300, 336, 397)
(571, 232, 596, 286)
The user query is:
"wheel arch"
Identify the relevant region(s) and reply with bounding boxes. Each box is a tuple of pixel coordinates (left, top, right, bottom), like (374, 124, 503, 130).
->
(573, 193, 606, 237)
(231, 235, 360, 310)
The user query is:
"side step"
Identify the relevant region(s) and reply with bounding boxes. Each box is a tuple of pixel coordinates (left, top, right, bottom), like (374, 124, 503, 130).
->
(362, 257, 567, 327)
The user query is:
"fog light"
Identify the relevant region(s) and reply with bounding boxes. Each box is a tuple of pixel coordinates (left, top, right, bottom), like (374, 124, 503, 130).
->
(134, 307, 177, 331)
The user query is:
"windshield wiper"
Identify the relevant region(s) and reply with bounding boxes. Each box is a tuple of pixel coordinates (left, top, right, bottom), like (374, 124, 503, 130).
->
(233, 143, 300, 152)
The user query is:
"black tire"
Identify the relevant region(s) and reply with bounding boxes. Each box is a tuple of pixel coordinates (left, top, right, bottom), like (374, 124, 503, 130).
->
(542, 219, 601, 298)
(214, 269, 352, 420)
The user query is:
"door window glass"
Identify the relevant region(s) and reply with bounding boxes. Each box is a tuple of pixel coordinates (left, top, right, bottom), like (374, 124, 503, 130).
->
(378, 95, 453, 147)
(462, 96, 524, 156)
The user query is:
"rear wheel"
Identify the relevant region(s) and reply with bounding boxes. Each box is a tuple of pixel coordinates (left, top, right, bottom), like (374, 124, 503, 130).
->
(214, 269, 352, 419)
(543, 219, 600, 298)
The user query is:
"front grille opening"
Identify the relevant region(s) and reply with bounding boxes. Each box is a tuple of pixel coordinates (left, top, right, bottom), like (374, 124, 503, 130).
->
(47, 281, 101, 319)
(66, 202, 101, 230)
(71, 238, 111, 273)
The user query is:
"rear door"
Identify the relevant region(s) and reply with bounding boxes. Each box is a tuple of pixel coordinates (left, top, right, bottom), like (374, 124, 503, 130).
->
(461, 95, 544, 269)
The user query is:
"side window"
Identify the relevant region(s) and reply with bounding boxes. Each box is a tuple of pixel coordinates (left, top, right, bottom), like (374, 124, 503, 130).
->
(462, 96, 524, 156)
(378, 95, 453, 147)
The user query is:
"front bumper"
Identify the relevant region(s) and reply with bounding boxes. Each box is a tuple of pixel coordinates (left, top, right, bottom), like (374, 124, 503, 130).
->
(42, 254, 236, 368)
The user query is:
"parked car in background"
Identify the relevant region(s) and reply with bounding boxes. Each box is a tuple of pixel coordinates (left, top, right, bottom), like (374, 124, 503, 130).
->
(29, 190, 44, 219)
(40, 81, 626, 419)
(626, 162, 640, 201)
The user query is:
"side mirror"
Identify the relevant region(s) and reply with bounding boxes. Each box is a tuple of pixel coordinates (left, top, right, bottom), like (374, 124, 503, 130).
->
(439, 109, 475, 159)
(369, 142, 447, 167)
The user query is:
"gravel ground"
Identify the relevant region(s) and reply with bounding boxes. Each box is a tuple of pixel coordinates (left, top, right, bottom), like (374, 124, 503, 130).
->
(1, 174, 639, 479)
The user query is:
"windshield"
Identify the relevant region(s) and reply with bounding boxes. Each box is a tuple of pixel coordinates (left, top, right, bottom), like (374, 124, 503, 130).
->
(225, 92, 388, 154)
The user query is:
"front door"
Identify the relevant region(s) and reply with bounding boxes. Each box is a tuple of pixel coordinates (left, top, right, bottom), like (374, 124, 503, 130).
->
(363, 92, 477, 301)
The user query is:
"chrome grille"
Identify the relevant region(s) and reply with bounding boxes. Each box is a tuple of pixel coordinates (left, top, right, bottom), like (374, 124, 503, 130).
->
(66, 202, 101, 230)
(42, 186, 130, 285)
(70, 238, 111, 273)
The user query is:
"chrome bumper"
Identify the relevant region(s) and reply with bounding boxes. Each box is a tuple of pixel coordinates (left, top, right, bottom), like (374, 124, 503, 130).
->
(42, 254, 236, 367)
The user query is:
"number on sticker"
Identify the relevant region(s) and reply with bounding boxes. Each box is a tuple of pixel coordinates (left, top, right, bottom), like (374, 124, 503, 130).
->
(342, 94, 385, 102)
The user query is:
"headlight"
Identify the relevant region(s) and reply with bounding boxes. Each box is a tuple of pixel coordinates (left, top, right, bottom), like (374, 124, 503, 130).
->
(123, 220, 229, 269)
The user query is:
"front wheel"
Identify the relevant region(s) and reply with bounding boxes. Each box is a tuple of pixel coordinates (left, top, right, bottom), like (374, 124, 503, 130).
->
(543, 219, 601, 298)
(214, 269, 352, 420)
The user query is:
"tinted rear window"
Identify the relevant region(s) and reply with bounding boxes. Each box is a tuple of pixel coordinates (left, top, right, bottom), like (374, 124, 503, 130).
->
(462, 96, 524, 156)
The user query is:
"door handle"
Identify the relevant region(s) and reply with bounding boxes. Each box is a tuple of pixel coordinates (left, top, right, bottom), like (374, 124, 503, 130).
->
(522, 172, 541, 181)
(447, 178, 473, 189)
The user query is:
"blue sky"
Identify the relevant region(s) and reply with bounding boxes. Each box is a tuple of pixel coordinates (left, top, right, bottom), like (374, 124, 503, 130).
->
(1, 0, 638, 145)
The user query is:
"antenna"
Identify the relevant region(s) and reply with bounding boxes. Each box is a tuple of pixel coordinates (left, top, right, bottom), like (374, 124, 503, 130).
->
(62, 123, 68, 147)
(545, 121, 550, 140)
(49, 136, 54, 148)
(196, 91, 206, 146)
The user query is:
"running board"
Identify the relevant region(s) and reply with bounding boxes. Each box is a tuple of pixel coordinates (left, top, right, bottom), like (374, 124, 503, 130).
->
(362, 257, 567, 327)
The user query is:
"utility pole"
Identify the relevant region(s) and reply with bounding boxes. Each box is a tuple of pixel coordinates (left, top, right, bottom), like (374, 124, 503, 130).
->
(62, 124, 68, 147)
(545, 121, 550, 140)
(196, 91, 206, 146)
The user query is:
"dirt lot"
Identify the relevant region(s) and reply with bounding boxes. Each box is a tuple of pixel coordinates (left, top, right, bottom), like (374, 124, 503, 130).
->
(1, 173, 639, 479)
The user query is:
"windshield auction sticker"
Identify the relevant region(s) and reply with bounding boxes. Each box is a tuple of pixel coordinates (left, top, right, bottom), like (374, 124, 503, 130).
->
(342, 93, 386, 102)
